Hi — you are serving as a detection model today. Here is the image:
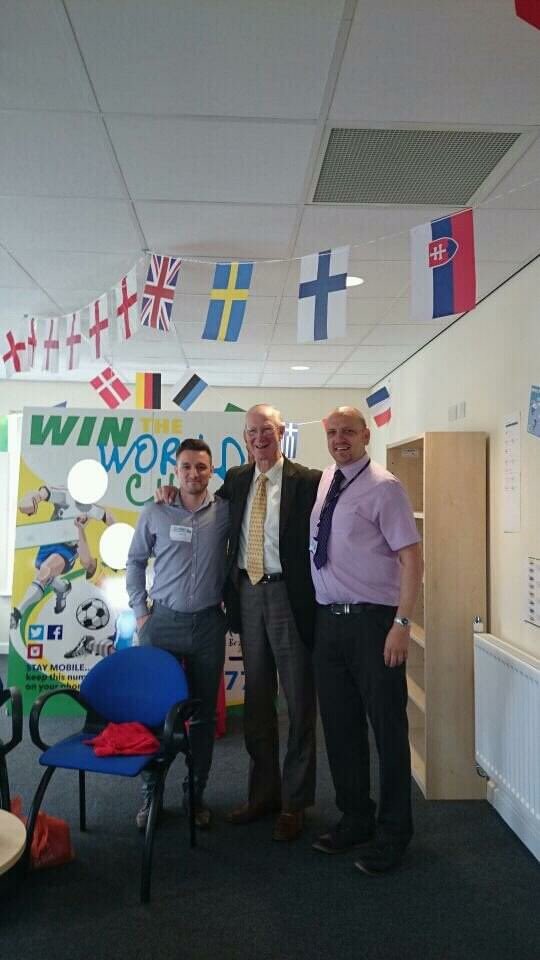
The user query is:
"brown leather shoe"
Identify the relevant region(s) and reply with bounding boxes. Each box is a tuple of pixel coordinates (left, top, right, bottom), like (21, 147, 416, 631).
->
(226, 802, 278, 825)
(272, 810, 304, 841)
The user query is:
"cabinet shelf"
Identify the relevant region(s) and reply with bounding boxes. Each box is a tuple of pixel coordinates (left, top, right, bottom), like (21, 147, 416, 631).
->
(410, 622, 425, 648)
(387, 432, 487, 800)
(407, 671, 425, 713)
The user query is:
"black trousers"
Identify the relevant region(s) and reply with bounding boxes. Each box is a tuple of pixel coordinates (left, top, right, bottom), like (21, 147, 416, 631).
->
(313, 603, 413, 844)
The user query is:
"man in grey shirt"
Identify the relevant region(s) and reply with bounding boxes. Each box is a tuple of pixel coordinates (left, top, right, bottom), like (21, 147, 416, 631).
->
(127, 438, 229, 830)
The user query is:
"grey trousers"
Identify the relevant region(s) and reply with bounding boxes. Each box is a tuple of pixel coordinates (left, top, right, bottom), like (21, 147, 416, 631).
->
(238, 575, 316, 812)
(139, 602, 226, 803)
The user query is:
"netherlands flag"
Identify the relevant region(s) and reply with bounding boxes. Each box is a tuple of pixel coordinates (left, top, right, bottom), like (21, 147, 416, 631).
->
(410, 209, 476, 322)
(366, 386, 391, 428)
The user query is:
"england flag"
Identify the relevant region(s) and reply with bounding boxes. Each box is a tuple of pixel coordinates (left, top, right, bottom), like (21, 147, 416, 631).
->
(2, 329, 28, 377)
(297, 246, 349, 342)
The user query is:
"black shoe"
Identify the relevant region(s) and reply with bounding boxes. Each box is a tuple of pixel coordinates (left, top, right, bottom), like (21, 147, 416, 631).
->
(354, 840, 407, 875)
(312, 818, 374, 854)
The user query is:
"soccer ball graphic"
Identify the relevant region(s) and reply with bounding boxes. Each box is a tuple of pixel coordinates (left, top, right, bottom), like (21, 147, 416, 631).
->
(75, 597, 110, 631)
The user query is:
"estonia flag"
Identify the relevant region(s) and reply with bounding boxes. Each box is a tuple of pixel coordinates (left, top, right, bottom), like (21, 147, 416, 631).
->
(410, 209, 476, 322)
(171, 371, 208, 410)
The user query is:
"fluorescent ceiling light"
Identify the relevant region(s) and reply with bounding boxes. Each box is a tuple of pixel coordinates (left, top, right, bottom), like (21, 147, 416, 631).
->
(346, 276, 364, 287)
(291, 365, 310, 371)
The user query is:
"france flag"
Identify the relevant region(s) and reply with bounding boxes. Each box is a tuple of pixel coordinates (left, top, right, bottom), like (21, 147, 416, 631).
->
(410, 209, 476, 322)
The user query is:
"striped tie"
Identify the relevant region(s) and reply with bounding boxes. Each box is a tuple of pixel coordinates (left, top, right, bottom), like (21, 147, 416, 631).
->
(246, 474, 268, 585)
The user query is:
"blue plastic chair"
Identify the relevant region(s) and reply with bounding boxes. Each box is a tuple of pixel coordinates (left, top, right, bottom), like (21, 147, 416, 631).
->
(27, 646, 199, 902)
(0, 677, 23, 811)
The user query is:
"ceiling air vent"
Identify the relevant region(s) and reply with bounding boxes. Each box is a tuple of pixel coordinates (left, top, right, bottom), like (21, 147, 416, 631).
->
(313, 128, 521, 205)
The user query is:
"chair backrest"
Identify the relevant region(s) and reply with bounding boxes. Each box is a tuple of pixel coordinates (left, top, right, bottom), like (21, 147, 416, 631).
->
(80, 647, 189, 726)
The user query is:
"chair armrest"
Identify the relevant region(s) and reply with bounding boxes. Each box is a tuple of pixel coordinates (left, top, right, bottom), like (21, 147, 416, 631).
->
(162, 698, 201, 755)
(29, 688, 87, 751)
(0, 687, 23, 755)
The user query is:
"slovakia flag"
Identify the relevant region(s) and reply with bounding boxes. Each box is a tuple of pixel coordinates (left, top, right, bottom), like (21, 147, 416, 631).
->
(410, 209, 476, 322)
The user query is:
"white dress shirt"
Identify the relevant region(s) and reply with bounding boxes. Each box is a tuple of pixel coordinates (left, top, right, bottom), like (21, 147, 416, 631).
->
(238, 458, 283, 574)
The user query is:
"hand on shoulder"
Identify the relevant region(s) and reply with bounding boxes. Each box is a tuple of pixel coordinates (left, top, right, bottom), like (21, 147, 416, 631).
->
(154, 484, 178, 505)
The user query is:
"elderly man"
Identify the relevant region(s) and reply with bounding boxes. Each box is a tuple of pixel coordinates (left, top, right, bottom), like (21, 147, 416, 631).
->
(222, 405, 321, 841)
(310, 407, 422, 874)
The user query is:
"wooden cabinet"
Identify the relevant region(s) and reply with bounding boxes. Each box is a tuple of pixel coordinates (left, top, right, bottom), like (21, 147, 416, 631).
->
(387, 432, 487, 800)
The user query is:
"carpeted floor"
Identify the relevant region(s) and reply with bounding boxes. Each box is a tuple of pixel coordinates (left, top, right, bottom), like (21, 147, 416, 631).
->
(1, 657, 539, 960)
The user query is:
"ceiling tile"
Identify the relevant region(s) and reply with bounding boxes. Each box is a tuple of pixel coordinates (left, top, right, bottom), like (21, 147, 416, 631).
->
(109, 116, 316, 204)
(175, 319, 274, 345)
(0, 250, 40, 288)
(183, 342, 268, 362)
(14, 251, 136, 294)
(0, 198, 140, 253)
(0, 112, 124, 199)
(361, 323, 446, 346)
(282, 260, 410, 299)
(325, 374, 382, 388)
(272, 320, 376, 344)
(266, 344, 351, 362)
(294, 206, 443, 259)
(136, 202, 298, 260)
(333, 361, 397, 375)
(0, 288, 60, 322)
(346, 345, 413, 363)
(331, 0, 540, 126)
(0, 0, 95, 111)
(68, 0, 344, 118)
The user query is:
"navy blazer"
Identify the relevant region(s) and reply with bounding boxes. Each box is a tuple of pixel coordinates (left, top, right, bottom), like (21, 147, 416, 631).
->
(220, 457, 321, 648)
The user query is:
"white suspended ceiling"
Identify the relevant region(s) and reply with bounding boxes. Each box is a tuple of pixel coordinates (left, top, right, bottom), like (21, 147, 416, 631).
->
(0, 0, 539, 390)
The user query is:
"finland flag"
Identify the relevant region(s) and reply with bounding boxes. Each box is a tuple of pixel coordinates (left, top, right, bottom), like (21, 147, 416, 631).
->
(297, 246, 349, 342)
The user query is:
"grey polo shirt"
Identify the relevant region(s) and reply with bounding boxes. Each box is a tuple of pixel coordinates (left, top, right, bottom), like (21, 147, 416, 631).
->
(126, 492, 230, 618)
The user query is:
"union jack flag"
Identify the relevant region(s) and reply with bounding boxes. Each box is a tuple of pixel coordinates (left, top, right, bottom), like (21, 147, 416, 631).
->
(140, 254, 182, 332)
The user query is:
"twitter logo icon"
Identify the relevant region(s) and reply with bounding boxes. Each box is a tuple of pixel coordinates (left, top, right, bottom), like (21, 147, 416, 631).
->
(28, 624, 45, 641)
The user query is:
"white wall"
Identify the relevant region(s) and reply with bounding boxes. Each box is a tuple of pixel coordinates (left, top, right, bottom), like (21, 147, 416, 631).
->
(368, 257, 540, 659)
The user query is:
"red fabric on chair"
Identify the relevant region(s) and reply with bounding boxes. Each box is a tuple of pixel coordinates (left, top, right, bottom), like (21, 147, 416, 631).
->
(84, 722, 160, 756)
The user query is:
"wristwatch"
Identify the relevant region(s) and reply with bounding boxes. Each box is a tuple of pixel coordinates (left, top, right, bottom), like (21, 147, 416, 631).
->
(393, 616, 410, 628)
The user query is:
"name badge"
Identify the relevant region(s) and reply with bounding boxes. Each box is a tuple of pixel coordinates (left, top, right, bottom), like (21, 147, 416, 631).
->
(170, 525, 193, 543)
(309, 538, 317, 554)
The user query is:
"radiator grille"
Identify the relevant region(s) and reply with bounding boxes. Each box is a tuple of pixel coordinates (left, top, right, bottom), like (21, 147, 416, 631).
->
(474, 636, 539, 822)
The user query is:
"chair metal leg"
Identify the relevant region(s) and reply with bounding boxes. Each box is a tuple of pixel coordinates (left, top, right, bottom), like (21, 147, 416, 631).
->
(140, 765, 167, 904)
(25, 766, 55, 869)
(0, 761, 10, 812)
(79, 770, 86, 831)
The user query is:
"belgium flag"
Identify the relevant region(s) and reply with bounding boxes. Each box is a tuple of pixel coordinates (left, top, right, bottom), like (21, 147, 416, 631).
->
(135, 372, 161, 409)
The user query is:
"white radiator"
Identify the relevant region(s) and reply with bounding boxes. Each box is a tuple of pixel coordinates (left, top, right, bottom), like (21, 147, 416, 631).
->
(474, 633, 540, 861)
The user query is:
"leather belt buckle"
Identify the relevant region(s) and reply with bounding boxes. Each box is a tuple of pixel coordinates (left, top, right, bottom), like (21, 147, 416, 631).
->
(331, 603, 350, 615)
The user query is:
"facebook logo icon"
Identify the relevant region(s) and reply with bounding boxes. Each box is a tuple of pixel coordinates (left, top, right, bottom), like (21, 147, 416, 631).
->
(47, 625, 64, 640)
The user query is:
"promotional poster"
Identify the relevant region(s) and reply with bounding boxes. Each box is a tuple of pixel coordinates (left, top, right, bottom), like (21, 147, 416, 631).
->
(8, 407, 246, 714)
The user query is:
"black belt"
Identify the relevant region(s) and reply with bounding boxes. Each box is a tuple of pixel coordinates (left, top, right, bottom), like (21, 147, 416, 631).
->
(239, 570, 284, 584)
(320, 602, 392, 616)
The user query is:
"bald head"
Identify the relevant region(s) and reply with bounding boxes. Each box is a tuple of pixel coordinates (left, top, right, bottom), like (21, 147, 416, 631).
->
(244, 403, 285, 472)
(323, 406, 367, 429)
(323, 406, 370, 467)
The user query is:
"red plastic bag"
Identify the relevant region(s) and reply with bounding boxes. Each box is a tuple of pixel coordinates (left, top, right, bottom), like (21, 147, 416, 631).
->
(11, 795, 75, 870)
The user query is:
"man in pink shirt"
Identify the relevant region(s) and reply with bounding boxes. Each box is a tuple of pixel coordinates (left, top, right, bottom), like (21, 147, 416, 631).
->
(310, 406, 423, 874)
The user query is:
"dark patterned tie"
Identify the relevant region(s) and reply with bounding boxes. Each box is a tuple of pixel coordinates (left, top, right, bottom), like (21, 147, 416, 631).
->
(313, 468, 345, 569)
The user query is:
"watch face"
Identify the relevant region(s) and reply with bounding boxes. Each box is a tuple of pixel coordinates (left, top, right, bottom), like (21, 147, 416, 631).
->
(396, 617, 410, 626)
